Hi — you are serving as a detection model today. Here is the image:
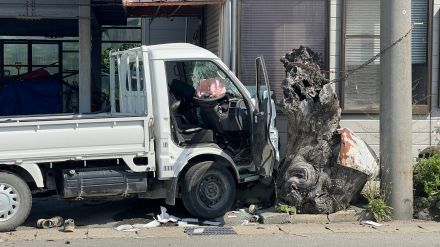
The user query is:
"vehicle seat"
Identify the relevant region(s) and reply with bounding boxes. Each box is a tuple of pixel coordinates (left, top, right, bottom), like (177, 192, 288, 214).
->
(170, 100, 214, 145)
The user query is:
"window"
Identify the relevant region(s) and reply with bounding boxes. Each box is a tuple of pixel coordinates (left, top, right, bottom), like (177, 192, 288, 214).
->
(165, 60, 241, 99)
(341, 0, 431, 113)
(101, 18, 142, 97)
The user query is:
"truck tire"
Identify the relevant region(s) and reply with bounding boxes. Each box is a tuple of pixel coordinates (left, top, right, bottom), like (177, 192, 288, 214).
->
(0, 172, 32, 232)
(182, 161, 236, 219)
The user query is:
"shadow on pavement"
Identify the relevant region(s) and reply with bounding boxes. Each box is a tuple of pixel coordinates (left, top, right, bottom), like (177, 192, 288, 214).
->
(21, 197, 192, 229)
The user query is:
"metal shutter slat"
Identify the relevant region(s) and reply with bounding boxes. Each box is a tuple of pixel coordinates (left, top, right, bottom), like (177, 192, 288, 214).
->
(239, 0, 327, 101)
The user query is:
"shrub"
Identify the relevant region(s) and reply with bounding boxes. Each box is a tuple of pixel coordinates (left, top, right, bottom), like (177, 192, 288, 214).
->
(365, 197, 393, 222)
(414, 154, 440, 197)
(362, 183, 393, 222)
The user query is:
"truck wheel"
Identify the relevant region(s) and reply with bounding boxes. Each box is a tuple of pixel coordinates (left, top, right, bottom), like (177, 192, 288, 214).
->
(0, 172, 32, 232)
(182, 161, 236, 219)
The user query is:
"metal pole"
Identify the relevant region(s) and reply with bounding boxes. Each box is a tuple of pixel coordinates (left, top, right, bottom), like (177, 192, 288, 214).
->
(79, 0, 92, 113)
(380, 0, 413, 220)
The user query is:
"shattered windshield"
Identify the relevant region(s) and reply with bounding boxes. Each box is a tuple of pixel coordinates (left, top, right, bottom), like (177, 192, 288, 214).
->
(191, 61, 241, 98)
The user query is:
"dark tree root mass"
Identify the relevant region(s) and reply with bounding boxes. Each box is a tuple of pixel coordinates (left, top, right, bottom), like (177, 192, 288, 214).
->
(276, 46, 368, 214)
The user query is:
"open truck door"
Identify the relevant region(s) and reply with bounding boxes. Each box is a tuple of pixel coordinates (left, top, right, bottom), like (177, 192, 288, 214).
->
(252, 57, 276, 178)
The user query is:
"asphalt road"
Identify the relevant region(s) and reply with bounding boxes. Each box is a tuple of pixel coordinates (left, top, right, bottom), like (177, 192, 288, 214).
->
(2, 232, 440, 247)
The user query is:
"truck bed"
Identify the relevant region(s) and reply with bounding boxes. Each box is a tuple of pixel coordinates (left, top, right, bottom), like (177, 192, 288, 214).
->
(0, 113, 150, 165)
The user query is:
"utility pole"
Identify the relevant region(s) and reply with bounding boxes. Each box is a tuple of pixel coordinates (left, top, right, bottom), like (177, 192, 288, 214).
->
(380, 0, 413, 220)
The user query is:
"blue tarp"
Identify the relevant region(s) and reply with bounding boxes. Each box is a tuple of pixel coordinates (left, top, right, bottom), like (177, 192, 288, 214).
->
(0, 75, 63, 116)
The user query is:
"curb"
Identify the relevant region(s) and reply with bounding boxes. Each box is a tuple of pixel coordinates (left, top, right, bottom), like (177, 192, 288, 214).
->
(258, 207, 368, 225)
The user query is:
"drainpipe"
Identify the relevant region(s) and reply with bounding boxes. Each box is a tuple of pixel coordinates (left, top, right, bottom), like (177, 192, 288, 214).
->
(222, 0, 232, 68)
(231, 0, 237, 74)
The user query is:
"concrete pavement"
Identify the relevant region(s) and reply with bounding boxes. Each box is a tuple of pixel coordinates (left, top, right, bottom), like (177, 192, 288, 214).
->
(1, 222, 440, 247)
(1, 221, 439, 242)
(4, 197, 438, 246)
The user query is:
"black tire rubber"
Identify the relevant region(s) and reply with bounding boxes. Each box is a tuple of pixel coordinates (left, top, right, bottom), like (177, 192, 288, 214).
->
(182, 161, 236, 219)
(0, 172, 32, 232)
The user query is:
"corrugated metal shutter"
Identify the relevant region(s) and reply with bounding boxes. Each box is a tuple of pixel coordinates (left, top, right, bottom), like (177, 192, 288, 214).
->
(205, 5, 222, 56)
(344, 0, 380, 111)
(412, 0, 428, 64)
(239, 0, 327, 101)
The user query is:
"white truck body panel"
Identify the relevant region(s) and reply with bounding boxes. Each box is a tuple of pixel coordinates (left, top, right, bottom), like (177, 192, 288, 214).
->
(0, 114, 152, 168)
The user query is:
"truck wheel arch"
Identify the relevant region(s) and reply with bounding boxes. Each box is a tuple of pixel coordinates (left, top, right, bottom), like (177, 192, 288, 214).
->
(165, 153, 239, 206)
(0, 163, 44, 188)
(182, 154, 240, 182)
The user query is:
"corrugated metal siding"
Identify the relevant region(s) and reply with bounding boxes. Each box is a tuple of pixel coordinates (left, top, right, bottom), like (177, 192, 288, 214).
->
(205, 5, 222, 56)
(344, 0, 380, 111)
(239, 0, 327, 101)
(412, 0, 428, 64)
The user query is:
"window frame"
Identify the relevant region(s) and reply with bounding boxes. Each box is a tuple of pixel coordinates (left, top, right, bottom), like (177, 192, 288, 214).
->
(164, 59, 245, 99)
(340, 0, 433, 114)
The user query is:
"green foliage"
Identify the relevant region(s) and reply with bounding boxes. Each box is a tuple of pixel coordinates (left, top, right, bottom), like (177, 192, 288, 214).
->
(101, 43, 138, 74)
(414, 154, 440, 197)
(362, 183, 393, 222)
(365, 197, 393, 222)
(275, 203, 296, 215)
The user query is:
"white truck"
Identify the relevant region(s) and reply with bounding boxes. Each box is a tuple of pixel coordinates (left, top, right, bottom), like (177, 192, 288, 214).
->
(0, 43, 278, 231)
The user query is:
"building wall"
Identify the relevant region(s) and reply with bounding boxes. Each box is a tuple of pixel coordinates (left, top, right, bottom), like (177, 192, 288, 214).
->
(276, 0, 439, 160)
(325, 0, 439, 159)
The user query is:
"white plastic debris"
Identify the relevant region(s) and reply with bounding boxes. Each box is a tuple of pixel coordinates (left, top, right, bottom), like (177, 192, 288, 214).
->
(157, 206, 180, 223)
(362, 220, 383, 227)
(115, 224, 140, 232)
(193, 228, 205, 234)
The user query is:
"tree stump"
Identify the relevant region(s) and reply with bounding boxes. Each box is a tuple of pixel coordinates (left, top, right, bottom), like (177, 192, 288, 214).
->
(276, 46, 368, 214)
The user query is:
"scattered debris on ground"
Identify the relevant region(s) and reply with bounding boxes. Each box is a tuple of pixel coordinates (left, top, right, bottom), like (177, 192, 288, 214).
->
(183, 226, 237, 236)
(36, 216, 75, 232)
(62, 219, 75, 232)
(362, 220, 383, 227)
(276, 46, 379, 214)
(37, 216, 64, 229)
(114, 206, 222, 231)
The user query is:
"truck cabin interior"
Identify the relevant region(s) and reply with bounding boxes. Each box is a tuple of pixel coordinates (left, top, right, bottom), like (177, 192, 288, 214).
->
(166, 60, 252, 164)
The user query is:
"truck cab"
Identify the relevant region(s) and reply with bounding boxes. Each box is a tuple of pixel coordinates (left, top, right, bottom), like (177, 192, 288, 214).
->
(110, 43, 278, 217)
(0, 43, 277, 231)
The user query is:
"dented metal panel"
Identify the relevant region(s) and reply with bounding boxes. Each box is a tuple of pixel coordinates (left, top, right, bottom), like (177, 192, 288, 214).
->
(337, 128, 380, 179)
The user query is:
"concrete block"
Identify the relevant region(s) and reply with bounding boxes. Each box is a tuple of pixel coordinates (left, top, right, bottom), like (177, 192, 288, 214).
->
(222, 211, 248, 225)
(291, 214, 328, 224)
(260, 212, 291, 224)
